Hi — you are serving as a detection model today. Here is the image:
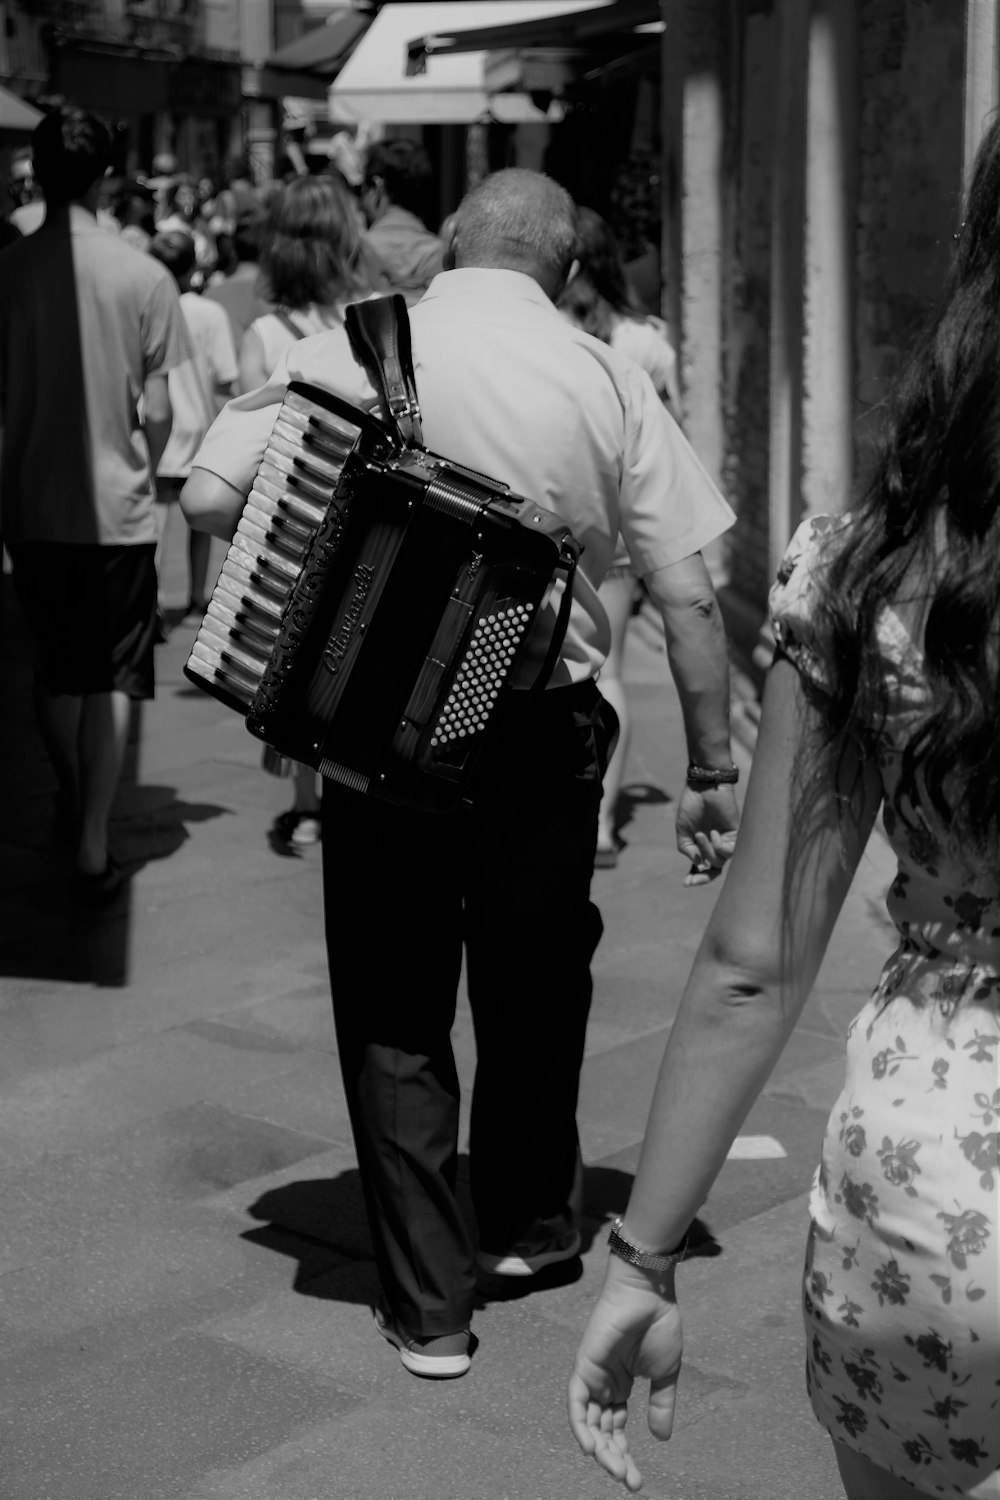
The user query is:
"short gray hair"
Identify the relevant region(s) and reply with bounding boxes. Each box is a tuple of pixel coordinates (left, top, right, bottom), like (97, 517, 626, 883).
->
(452, 169, 577, 281)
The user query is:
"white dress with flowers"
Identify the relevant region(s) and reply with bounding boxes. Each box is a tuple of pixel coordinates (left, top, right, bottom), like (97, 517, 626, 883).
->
(769, 515, 1000, 1499)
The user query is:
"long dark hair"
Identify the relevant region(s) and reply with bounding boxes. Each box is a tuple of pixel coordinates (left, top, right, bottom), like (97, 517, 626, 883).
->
(815, 114, 1000, 864)
(557, 206, 642, 344)
(260, 175, 367, 311)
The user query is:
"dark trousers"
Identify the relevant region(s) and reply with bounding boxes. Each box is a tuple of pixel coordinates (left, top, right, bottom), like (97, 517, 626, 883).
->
(320, 680, 615, 1336)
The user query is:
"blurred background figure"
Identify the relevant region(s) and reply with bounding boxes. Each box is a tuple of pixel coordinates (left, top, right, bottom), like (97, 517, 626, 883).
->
(112, 176, 157, 254)
(158, 175, 216, 283)
(149, 229, 238, 631)
(559, 206, 682, 868)
(7, 147, 44, 236)
(239, 174, 376, 847)
(203, 201, 271, 346)
(146, 150, 178, 219)
(360, 139, 444, 305)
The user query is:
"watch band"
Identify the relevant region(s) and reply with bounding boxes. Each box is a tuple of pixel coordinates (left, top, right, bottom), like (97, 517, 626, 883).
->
(608, 1217, 688, 1273)
(686, 762, 739, 789)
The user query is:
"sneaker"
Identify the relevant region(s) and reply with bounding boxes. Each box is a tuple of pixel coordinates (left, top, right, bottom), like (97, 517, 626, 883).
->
(290, 814, 321, 846)
(372, 1306, 471, 1379)
(476, 1226, 582, 1277)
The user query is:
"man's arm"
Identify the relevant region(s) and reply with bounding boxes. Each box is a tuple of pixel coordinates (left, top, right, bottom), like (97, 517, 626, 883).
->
(180, 466, 247, 542)
(143, 373, 173, 475)
(643, 551, 739, 883)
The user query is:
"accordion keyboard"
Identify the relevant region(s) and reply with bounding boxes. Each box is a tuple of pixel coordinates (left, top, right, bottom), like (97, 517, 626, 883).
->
(186, 388, 365, 711)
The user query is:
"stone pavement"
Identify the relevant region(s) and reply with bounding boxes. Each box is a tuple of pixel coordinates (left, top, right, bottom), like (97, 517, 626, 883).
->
(0, 526, 898, 1500)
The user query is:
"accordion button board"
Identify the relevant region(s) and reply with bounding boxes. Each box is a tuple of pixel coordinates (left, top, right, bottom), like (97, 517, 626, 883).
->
(185, 380, 580, 812)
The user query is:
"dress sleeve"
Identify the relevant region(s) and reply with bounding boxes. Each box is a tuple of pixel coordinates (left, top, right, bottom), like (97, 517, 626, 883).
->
(768, 513, 849, 693)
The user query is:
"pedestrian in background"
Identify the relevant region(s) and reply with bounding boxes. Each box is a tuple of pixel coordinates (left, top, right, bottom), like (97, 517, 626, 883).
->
(569, 114, 1000, 1500)
(559, 206, 683, 868)
(112, 176, 157, 254)
(149, 229, 238, 627)
(181, 168, 739, 1378)
(0, 103, 189, 898)
(203, 202, 272, 346)
(359, 139, 444, 305)
(158, 176, 215, 283)
(7, 146, 44, 236)
(239, 174, 375, 847)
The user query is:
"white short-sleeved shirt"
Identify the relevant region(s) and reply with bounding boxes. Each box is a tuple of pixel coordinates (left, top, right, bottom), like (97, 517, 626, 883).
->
(158, 292, 239, 480)
(193, 268, 735, 683)
(0, 206, 191, 545)
(610, 315, 678, 405)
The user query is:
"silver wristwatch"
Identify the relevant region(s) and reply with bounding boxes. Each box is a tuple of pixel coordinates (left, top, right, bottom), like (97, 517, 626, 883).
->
(608, 1216, 688, 1272)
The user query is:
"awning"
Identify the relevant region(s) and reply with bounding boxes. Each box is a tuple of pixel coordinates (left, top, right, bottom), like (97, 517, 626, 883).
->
(267, 4, 373, 75)
(0, 84, 43, 135)
(407, 0, 661, 70)
(258, 3, 375, 103)
(329, 2, 610, 126)
(408, 0, 663, 97)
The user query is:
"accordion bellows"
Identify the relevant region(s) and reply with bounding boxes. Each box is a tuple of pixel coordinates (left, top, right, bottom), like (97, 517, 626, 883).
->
(185, 381, 580, 810)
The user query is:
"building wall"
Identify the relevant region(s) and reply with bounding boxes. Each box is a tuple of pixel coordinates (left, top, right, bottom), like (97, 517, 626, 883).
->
(719, 0, 776, 611)
(715, 0, 969, 683)
(853, 0, 965, 469)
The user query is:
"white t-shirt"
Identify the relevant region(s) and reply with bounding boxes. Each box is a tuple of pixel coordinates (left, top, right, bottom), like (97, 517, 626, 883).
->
(610, 316, 678, 406)
(0, 206, 191, 545)
(158, 292, 238, 479)
(193, 268, 734, 684)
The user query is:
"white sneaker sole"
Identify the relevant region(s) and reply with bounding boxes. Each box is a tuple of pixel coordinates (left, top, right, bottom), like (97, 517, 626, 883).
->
(373, 1308, 471, 1378)
(476, 1229, 582, 1277)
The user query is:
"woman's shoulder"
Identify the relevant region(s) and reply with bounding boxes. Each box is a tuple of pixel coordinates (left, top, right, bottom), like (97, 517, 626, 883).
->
(768, 513, 852, 690)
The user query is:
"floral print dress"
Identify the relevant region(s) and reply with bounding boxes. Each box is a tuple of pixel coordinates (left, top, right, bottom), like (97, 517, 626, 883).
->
(769, 515, 1000, 1498)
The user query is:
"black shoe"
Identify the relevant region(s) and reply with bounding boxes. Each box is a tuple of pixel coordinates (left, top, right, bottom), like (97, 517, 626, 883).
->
(74, 857, 126, 903)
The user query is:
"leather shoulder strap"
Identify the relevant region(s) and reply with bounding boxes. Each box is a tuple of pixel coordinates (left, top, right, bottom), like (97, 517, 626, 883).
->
(345, 295, 423, 448)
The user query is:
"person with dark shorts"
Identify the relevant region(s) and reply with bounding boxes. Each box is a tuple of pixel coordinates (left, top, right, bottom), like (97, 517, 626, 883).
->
(0, 103, 190, 897)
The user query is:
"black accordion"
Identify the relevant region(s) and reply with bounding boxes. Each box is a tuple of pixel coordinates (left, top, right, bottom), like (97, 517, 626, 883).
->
(185, 376, 581, 811)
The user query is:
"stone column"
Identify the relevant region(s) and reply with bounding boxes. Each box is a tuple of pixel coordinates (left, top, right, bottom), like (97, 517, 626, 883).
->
(767, 0, 809, 582)
(661, 0, 727, 487)
(801, 0, 860, 522)
(964, 0, 1000, 183)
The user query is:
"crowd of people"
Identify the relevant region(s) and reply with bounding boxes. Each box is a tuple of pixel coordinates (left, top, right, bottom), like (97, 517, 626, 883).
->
(1, 96, 997, 1500)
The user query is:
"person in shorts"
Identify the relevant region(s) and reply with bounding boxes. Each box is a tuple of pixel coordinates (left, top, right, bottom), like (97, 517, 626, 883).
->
(0, 103, 190, 897)
(149, 229, 238, 625)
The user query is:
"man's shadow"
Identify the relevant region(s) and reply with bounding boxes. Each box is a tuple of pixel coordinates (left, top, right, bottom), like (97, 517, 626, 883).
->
(610, 780, 670, 854)
(241, 1161, 720, 1307)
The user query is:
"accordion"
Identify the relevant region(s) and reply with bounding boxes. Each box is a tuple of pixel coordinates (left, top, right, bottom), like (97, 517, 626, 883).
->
(185, 379, 581, 811)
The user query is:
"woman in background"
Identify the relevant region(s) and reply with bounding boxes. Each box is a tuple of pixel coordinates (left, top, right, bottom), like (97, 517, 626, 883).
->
(559, 208, 682, 868)
(569, 120, 1000, 1500)
(241, 174, 376, 847)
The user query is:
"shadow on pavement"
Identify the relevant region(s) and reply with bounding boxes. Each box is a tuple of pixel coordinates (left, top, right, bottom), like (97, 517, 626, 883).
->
(0, 581, 227, 986)
(614, 779, 670, 845)
(240, 1160, 724, 1308)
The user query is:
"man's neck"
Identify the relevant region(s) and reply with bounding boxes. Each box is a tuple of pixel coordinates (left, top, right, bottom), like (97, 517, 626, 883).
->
(230, 261, 260, 282)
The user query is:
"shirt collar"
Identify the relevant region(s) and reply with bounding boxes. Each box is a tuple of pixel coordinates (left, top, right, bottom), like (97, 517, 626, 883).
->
(38, 203, 102, 235)
(418, 267, 560, 315)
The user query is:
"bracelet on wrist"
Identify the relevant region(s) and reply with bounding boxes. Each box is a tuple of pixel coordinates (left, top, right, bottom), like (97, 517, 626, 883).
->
(607, 1216, 689, 1273)
(686, 762, 739, 789)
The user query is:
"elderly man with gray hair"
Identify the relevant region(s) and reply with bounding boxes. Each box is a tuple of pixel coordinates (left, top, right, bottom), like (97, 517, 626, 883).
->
(181, 168, 739, 1379)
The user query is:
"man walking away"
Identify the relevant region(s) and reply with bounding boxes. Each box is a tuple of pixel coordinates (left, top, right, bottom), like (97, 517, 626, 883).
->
(360, 140, 445, 305)
(149, 229, 238, 622)
(0, 103, 191, 898)
(203, 202, 272, 346)
(181, 169, 739, 1375)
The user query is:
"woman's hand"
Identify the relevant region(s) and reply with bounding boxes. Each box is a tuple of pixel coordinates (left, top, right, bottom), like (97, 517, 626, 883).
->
(568, 1258, 683, 1492)
(676, 783, 739, 886)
